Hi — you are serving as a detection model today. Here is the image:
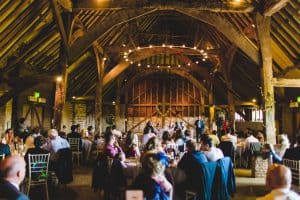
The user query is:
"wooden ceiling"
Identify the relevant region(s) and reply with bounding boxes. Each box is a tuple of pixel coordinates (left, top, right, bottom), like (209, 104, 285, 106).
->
(0, 0, 299, 106)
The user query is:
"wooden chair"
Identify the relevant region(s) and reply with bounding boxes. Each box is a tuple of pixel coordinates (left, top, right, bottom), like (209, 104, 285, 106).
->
(283, 159, 300, 188)
(0, 154, 5, 161)
(27, 153, 50, 200)
(68, 138, 82, 166)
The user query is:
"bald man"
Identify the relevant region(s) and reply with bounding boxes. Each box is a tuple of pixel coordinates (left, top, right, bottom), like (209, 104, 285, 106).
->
(0, 156, 29, 200)
(257, 164, 300, 200)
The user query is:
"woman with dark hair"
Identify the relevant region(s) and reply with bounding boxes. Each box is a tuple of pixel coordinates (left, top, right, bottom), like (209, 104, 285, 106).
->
(104, 131, 123, 158)
(132, 152, 173, 200)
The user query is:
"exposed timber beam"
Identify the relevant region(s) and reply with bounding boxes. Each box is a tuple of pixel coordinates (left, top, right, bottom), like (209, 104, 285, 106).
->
(104, 46, 223, 55)
(69, 9, 158, 63)
(275, 62, 300, 77)
(256, 13, 276, 144)
(103, 46, 211, 87)
(66, 51, 93, 74)
(175, 9, 260, 65)
(264, 0, 291, 16)
(273, 78, 300, 87)
(74, 0, 255, 12)
(123, 68, 208, 95)
(50, 0, 70, 53)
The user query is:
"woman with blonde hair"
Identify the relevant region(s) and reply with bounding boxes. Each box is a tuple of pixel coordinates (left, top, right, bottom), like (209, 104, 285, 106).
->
(132, 152, 172, 200)
(276, 134, 290, 158)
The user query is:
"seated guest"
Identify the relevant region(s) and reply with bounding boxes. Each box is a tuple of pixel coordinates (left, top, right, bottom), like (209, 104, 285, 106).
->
(87, 126, 94, 137)
(110, 152, 127, 193)
(132, 152, 172, 200)
(0, 141, 11, 157)
(124, 131, 140, 157)
(5, 128, 15, 146)
(24, 135, 35, 153)
(104, 131, 123, 158)
(67, 125, 82, 150)
(257, 164, 300, 200)
(256, 131, 265, 144)
(111, 125, 122, 139)
(142, 126, 156, 145)
(0, 155, 29, 200)
(244, 129, 259, 150)
(144, 121, 156, 135)
(283, 135, 300, 160)
(221, 127, 237, 148)
(31, 127, 41, 138)
(261, 143, 282, 164)
(44, 129, 70, 160)
(200, 136, 224, 162)
(175, 129, 185, 152)
(143, 137, 164, 154)
(208, 130, 220, 147)
(24, 136, 49, 175)
(184, 129, 192, 141)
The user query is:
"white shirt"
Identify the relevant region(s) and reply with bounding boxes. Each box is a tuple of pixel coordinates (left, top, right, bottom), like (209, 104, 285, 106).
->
(244, 135, 259, 150)
(142, 133, 156, 145)
(257, 188, 300, 200)
(204, 147, 224, 162)
(221, 134, 237, 148)
(45, 136, 70, 153)
(10, 181, 20, 191)
(112, 129, 122, 138)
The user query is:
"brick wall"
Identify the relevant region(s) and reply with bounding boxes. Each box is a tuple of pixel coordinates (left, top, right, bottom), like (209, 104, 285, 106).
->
(251, 156, 270, 178)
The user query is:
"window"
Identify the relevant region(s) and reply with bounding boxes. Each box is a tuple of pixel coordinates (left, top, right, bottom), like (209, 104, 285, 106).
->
(251, 109, 263, 122)
(235, 112, 245, 121)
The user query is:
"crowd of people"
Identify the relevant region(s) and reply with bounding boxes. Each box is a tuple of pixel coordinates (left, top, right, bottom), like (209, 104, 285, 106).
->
(0, 117, 300, 200)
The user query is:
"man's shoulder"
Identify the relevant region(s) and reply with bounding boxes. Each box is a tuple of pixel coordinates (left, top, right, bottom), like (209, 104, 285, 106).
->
(0, 180, 28, 200)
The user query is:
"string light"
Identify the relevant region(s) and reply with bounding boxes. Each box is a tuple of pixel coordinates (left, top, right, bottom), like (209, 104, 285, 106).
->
(157, 65, 160, 68)
(128, 49, 132, 53)
(125, 58, 129, 62)
(195, 61, 199, 64)
(193, 46, 197, 50)
(130, 61, 133, 64)
(168, 65, 171, 68)
(178, 65, 181, 68)
(162, 44, 165, 47)
(147, 64, 150, 68)
(138, 63, 141, 67)
(182, 44, 186, 47)
(188, 63, 191, 66)
(149, 45, 153, 48)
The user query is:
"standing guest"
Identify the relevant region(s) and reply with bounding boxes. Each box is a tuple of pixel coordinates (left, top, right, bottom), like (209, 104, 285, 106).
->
(208, 130, 220, 147)
(142, 126, 156, 145)
(132, 152, 172, 200)
(283, 135, 300, 160)
(58, 125, 67, 139)
(124, 131, 140, 157)
(175, 129, 185, 152)
(104, 131, 123, 158)
(257, 164, 300, 200)
(143, 137, 164, 155)
(87, 126, 94, 137)
(0, 155, 29, 200)
(16, 118, 27, 139)
(221, 127, 237, 148)
(31, 127, 41, 138)
(184, 129, 192, 141)
(24, 135, 35, 153)
(194, 115, 205, 142)
(111, 125, 122, 138)
(200, 136, 224, 162)
(244, 129, 259, 150)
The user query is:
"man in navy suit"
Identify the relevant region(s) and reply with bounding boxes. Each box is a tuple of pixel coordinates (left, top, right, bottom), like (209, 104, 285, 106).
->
(0, 155, 29, 200)
(283, 135, 300, 160)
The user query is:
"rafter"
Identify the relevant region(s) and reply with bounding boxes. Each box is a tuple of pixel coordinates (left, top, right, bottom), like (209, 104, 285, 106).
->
(273, 78, 300, 87)
(69, 9, 158, 63)
(264, 0, 291, 16)
(74, 0, 255, 13)
(102, 46, 212, 87)
(50, 0, 69, 53)
(175, 9, 260, 65)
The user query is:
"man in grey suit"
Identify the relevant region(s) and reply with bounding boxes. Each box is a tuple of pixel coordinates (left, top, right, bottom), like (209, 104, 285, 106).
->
(0, 155, 29, 200)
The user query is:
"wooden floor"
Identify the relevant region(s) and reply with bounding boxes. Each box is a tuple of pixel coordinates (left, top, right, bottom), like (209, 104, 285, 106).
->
(27, 167, 296, 200)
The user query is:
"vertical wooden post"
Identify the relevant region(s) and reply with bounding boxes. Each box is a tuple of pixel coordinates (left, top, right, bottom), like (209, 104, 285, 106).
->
(115, 77, 121, 130)
(208, 80, 215, 128)
(53, 48, 67, 130)
(256, 13, 276, 144)
(94, 46, 105, 134)
(11, 94, 19, 129)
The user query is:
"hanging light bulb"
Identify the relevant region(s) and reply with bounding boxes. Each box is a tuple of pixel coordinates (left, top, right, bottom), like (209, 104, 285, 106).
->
(162, 44, 166, 47)
(157, 65, 160, 68)
(149, 45, 153, 48)
(182, 44, 186, 47)
(168, 65, 171, 68)
(138, 63, 141, 67)
(130, 61, 134, 64)
(195, 61, 199, 64)
(128, 49, 132, 53)
(125, 58, 129, 62)
(193, 46, 197, 49)
(147, 64, 150, 68)
(200, 49, 204, 53)
(178, 64, 181, 68)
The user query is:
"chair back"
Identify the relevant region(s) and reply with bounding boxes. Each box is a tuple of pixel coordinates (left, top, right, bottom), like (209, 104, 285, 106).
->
(28, 153, 50, 182)
(249, 142, 262, 156)
(0, 154, 5, 161)
(283, 159, 300, 186)
(219, 141, 235, 162)
(68, 138, 80, 152)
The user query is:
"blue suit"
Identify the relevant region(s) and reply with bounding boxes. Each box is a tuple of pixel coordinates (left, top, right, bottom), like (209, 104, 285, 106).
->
(0, 143, 11, 156)
(0, 179, 29, 200)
